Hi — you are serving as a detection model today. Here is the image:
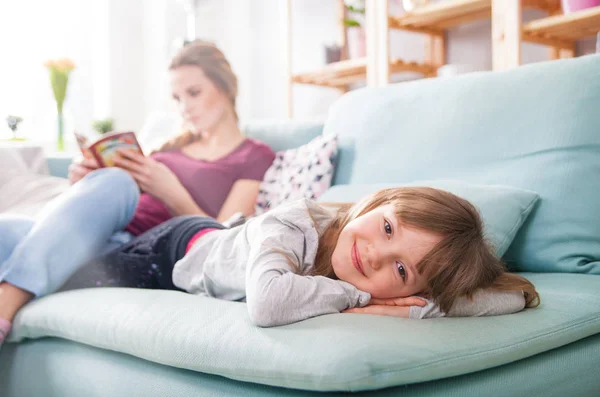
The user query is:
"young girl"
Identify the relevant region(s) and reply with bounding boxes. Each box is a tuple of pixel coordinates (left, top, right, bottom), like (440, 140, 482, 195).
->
(0, 187, 539, 342)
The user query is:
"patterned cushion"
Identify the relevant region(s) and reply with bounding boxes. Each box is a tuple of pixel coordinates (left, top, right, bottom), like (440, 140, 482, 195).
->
(255, 134, 338, 214)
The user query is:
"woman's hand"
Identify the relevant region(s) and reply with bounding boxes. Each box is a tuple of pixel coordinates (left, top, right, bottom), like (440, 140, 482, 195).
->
(68, 156, 99, 185)
(343, 296, 427, 318)
(114, 149, 185, 202)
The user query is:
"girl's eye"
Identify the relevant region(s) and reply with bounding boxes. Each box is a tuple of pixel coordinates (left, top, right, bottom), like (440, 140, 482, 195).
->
(172, 95, 180, 102)
(397, 262, 406, 281)
(189, 90, 200, 97)
(384, 219, 392, 236)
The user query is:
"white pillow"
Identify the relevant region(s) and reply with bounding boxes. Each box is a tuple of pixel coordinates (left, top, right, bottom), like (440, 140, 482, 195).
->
(0, 173, 69, 218)
(255, 134, 338, 214)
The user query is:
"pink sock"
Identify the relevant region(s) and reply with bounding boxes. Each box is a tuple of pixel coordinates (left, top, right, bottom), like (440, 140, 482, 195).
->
(0, 318, 12, 344)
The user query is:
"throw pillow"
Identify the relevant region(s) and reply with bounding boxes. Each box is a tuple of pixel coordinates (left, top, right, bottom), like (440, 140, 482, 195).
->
(255, 134, 338, 215)
(317, 180, 540, 257)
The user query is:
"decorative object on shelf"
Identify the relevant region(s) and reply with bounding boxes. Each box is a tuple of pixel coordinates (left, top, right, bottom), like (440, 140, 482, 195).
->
(324, 43, 343, 64)
(5, 115, 24, 141)
(91, 118, 115, 135)
(402, 0, 430, 12)
(437, 64, 478, 78)
(44, 58, 75, 151)
(561, 0, 600, 14)
(344, 0, 366, 59)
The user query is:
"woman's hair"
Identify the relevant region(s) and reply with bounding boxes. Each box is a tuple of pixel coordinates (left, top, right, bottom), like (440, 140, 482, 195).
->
(313, 187, 540, 313)
(154, 40, 238, 153)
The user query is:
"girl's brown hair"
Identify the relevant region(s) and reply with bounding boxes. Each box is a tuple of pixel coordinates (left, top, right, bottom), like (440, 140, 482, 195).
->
(313, 187, 540, 313)
(153, 40, 238, 153)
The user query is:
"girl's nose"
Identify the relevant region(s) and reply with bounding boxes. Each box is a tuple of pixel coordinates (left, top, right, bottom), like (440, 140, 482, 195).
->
(367, 243, 382, 270)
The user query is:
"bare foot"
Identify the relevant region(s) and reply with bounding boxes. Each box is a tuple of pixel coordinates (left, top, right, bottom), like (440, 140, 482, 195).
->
(0, 282, 34, 322)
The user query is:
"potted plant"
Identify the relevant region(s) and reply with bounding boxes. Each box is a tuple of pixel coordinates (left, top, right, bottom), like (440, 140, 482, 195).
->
(92, 118, 114, 135)
(344, 0, 366, 59)
(5, 115, 24, 141)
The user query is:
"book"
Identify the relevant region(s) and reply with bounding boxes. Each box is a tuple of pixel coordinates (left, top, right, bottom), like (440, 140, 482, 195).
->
(75, 131, 144, 167)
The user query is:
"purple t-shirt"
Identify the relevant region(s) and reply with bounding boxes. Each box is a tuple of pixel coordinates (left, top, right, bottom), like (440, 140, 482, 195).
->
(125, 138, 275, 236)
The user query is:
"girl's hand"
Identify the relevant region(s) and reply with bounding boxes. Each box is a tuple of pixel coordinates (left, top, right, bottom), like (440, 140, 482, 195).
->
(68, 156, 99, 184)
(114, 149, 185, 202)
(343, 296, 427, 318)
(368, 296, 428, 307)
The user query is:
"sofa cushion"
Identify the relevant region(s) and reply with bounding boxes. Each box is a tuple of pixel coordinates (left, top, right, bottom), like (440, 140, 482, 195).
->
(324, 55, 600, 274)
(255, 134, 338, 214)
(243, 120, 324, 152)
(318, 181, 539, 257)
(8, 273, 600, 392)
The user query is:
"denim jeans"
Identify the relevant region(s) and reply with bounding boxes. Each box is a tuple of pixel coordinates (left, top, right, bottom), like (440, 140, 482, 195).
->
(0, 168, 139, 297)
(61, 216, 224, 291)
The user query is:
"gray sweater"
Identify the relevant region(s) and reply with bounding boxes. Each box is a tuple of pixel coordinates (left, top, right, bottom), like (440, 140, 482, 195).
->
(173, 199, 525, 327)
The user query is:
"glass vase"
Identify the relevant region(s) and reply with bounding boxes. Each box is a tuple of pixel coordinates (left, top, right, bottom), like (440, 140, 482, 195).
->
(57, 111, 65, 151)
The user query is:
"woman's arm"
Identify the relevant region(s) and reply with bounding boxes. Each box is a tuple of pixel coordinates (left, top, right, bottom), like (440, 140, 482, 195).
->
(114, 149, 210, 217)
(161, 185, 209, 217)
(68, 156, 99, 184)
(161, 178, 261, 221)
(215, 179, 261, 223)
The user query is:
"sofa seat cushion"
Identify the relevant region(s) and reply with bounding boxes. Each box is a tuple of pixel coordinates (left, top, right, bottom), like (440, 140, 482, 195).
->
(8, 273, 600, 392)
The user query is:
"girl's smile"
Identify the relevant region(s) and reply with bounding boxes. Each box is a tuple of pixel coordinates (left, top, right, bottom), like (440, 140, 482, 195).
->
(352, 242, 365, 276)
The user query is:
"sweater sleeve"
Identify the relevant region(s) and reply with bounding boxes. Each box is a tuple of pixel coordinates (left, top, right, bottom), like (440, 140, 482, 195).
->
(409, 290, 526, 319)
(244, 223, 371, 327)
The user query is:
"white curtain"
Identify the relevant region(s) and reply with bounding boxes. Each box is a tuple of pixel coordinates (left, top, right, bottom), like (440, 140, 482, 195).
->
(0, 0, 103, 147)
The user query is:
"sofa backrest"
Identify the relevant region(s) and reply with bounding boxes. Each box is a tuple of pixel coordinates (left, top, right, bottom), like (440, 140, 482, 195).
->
(322, 55, 600, 274)
(243, 120, 323, 152)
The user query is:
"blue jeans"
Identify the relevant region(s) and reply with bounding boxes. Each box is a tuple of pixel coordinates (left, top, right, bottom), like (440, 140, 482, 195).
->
(0, 168, 140, 297)
(61, 216, 224, 291)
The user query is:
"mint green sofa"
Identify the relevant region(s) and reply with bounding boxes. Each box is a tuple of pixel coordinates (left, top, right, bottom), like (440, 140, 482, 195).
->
(1, 55, 599, 397)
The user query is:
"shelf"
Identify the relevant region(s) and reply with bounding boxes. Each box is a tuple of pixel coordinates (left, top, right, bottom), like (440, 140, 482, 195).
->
(389, 0, 491, 33)
(388, 0, 560, 34)
(291, 58, 436, 88)
(523, 6, 600, 47)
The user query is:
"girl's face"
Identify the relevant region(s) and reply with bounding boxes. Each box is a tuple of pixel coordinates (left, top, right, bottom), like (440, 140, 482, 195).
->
(331, 204, 442, 299)
(170, 65, 231, 133)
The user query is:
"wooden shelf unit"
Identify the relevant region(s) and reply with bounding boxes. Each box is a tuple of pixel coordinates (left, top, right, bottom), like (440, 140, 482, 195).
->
(285, 0, 506, 116)
(288, 0, 563, 88)
(284, 0, 596, 117)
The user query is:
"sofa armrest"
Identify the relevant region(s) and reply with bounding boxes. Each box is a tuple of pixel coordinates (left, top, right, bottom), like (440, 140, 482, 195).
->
(46, 152, 74, 179)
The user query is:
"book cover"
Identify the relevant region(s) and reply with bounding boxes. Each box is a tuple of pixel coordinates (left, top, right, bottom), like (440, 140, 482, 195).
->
(76, 131, 144, 167)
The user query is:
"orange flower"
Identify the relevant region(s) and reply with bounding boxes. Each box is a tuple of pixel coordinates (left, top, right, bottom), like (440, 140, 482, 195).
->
(44, 57, 76, 73)
(44, 57, 76, 114)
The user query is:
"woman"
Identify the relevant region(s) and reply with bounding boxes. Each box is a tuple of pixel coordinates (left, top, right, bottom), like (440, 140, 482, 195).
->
(0, 41, 275, 335)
